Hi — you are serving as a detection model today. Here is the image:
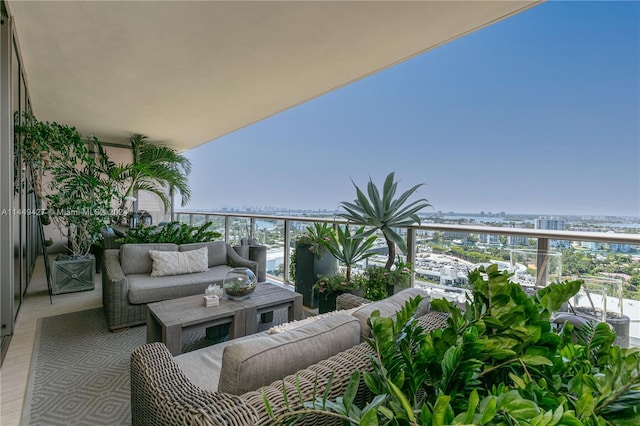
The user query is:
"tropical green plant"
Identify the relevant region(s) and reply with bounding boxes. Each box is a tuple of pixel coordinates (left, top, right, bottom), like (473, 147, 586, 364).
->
(295, 222, 335, 257)
(364, 257, 413, 301)
(265, 264, 640, 425)
(363, 266, 393, 301)
(119, 221, 221, 244)
(314, 273, 366, 294)
(14, 111, 88, 199)
(338, 172, 431, 269)
(46, 140, 120, 256)
(319, 225, 377, 280)
(15, 112, 119, 256)
(114, 134, 192, 219)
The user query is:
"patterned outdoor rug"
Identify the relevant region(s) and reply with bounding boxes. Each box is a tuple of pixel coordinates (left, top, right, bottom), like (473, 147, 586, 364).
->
(21, 308, 241, 426)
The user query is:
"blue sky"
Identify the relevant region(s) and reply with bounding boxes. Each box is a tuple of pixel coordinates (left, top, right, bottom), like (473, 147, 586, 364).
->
(184, 1, 640, 217)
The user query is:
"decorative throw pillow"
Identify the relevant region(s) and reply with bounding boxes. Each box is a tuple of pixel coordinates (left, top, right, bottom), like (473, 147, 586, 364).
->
(149, 247, 209, 277)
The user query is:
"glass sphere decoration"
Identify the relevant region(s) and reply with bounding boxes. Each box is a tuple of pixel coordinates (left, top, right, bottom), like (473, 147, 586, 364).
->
(223, 267, 257, 300)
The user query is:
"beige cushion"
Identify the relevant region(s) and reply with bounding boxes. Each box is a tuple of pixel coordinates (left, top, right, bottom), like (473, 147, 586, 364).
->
(179, 242, 229, 267)
(127, 265, 232, 304)
(174, 331, 268, 393)
(120, 243, 178, 275)
(149, 247, 209, 277)
(352, 288, 430, 340)
(218, 313, 361, 395)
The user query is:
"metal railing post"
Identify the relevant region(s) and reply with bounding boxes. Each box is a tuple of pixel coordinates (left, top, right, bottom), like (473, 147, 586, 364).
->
(536, 237, 550, 288)
(224, 216, 230, 244)
(407, 228, 416, 287)
(283, 220, 291, 283)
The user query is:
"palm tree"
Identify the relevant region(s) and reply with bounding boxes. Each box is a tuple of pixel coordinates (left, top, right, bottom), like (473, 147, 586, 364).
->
(115, 134, 192, 216)
(338, 172, 431, 270)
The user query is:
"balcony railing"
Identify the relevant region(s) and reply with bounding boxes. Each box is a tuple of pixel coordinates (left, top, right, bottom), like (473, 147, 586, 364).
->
(174, 210, 640, 343)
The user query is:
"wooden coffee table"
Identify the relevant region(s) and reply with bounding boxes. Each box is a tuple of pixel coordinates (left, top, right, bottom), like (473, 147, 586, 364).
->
(146, 282, 303, 355)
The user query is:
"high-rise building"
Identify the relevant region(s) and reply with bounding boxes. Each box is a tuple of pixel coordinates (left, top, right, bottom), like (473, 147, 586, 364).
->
(535, 217, 565, 230)
(535, 217, 568, 248)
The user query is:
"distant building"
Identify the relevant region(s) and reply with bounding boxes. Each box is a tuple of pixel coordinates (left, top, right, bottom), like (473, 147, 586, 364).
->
(479, 234, 500, 245)
(508, 235, 529, 246)
(610, 243, 633, 253)
(536, 217, 568, 248)
(581, 241, 602, 251)
(443, 231, 469, 239)
(535, 217, 566, 230)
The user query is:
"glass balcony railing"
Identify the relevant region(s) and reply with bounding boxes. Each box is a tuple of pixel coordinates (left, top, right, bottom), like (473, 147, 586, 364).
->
(174, 210, 640, 345)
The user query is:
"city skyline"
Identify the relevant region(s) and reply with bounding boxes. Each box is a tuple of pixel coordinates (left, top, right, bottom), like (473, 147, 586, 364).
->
(184, 1, 640, 218)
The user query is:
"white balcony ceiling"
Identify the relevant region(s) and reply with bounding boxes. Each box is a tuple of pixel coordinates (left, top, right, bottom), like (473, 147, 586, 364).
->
(8, 1, 540, 151)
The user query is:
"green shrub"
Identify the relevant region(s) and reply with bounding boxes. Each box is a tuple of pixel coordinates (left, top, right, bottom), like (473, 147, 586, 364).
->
(119, 221, 221, 245)
(266, 264, 640, 425)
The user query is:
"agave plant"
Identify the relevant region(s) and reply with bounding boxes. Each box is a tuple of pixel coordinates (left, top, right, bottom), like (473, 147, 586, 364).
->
(319, 225, 377, 280)
(338, 172, 431, 269)
(115, 134, 192, 216)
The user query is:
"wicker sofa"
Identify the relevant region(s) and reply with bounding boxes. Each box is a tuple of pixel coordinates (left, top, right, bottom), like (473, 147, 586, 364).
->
(102, 241, 257, 331)
(130, 289, 449, 426)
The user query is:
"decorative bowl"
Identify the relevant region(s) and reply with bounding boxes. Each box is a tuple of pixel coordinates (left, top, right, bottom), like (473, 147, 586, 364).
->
(223, 267, 257, 300)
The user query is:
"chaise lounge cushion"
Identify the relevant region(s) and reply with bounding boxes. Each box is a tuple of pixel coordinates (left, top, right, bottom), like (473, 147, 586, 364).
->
(218, 313, 361, 395)
(352, 288, 430, 339)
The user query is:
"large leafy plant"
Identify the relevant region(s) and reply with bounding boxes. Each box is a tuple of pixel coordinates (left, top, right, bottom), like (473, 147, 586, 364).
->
(119, 221, 221, 245)
(46, 141, 120, 256)
(266, 264, 640, 425)
(338, 172, 431, 270)
(15, 112, 119, 256)
(113, 134, 192, 219)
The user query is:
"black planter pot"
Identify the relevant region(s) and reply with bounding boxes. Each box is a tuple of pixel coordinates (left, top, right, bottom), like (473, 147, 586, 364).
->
(318, 290, 345, 314)
(294, 244, 337, 309)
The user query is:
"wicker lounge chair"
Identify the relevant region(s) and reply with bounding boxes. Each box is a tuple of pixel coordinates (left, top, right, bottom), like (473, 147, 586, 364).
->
(130, 292, 449, 425)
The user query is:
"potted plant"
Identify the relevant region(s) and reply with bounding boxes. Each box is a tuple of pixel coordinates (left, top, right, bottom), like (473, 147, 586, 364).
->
(294, 222, 337, 308)
(319, 225, 377, 281)
(337, 172, 431, 271)
(15, 112, 119, 294)
(46, 139, 119, 294)
(364, 256, 414, 300)
(314, 274, 367, 314)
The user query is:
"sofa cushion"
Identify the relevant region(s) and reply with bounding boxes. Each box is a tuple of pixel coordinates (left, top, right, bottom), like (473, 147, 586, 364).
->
(268, 305, 362, 334)
(174, 330, 270, 393)
(120, 243, 178, 275)
(127, 265, 232, 304)
(218, 314, 361, 395)
(180, 242, 229, 267)
(149, 247, 209, 277)
(352, 288, 430, 340)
